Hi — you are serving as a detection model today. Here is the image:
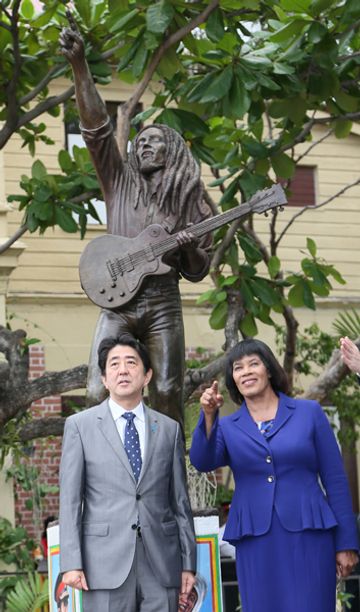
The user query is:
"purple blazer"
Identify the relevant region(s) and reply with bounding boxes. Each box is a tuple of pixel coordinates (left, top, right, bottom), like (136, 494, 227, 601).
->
(190, 392, 359, 551)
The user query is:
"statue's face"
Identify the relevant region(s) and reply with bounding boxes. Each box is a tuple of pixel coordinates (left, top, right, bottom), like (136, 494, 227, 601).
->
(136, 127, 167, 174)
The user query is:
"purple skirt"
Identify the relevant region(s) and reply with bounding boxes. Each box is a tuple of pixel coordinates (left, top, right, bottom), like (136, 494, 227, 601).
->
(235, 510, 336, 612)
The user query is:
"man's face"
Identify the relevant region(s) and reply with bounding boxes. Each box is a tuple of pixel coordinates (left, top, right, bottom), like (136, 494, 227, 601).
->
(101, 344, 152, 406)
(136, 127, 166, 174)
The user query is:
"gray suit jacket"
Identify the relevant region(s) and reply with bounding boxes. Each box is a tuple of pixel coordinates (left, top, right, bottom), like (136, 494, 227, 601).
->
(59, 400, 196, 590)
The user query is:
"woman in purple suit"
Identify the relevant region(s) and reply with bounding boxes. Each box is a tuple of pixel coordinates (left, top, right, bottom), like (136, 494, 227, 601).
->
(190, 339, 359, 612)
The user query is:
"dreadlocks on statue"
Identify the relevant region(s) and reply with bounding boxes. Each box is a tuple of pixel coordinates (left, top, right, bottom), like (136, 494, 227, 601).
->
(128, 124, 204, 220)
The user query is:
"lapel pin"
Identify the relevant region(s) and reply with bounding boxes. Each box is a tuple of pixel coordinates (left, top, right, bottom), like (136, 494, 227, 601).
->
(151, 422, 158, 433)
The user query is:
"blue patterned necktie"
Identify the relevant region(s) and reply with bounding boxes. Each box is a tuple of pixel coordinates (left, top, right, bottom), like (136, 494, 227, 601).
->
(122, 412, 142, 482)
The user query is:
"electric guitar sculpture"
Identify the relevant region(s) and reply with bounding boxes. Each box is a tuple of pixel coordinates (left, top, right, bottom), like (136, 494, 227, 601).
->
(79, 183, 287, 309)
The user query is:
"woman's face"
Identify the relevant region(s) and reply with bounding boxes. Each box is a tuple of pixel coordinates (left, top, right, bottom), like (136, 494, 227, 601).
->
(232, 353, 271, 399)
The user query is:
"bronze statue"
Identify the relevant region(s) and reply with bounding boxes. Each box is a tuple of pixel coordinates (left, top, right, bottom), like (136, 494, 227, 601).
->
(60, 17, 212, 423)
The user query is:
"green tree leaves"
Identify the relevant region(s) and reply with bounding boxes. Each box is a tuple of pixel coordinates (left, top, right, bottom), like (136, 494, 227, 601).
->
(146, 3, 174, 34)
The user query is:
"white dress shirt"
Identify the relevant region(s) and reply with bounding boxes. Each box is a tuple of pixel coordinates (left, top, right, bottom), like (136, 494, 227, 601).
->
(109, 398, 146, 460)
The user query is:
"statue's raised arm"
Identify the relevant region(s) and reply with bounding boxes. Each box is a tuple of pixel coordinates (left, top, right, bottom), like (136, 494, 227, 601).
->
(60, 11, 108, 129)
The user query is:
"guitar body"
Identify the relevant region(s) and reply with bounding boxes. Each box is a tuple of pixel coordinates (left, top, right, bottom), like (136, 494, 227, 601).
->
(79, 225, 172, 309)
(79, 184, 287, 310)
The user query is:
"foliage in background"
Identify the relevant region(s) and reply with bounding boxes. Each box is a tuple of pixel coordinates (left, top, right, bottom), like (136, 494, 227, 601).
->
(333, 309, 360, 339)
(0, 518, 37, 606)
(0, 456, 56, 607)
(5, 573, 49, 612)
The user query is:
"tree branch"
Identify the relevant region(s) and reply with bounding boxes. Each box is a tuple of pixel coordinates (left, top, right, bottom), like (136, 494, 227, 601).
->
(243, 223, 270, 263)
(303, 340, 360, 404)
(282, 305, 299, 391)
(117, 0, 220, 152)
(224, 288, 244, 350)
(275, 178, 360, 247)
(19, 417, 66, 442)
(295, 127, 334, 165)
(210, 218, 242, 270)
(19, 64, 68, 106)
(0, 19, 11, 32)
(16, 87, 75, 130)
(0, 223, 28, 254)
(338, 51, 360, 62)
(184, 353, 226, 401)
(24, 365, 88, 405)
(0, 86, 75, 150)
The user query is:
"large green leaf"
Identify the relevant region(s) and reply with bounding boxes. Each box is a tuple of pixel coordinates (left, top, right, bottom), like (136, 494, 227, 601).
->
(20, 0, 34, 19)
(267, 256, 281, 279)
(334, 119, 353, 139)
(55, 207, 78, 233)
(239, 313, 258, 336)
(132, 44, 148, 78)
(271, 152, 295, 179)
(226, 74, 251, 118)
(288, 279, 316, 310)
(146, 2, 174, 34)
(108, 8, 138, 33)
(269, 19, 309, 43)
(209, 301, 228, 330)
(306, 237, 317, 257)
(249, 278, 279, 306)
(206, 8, 225, 43)
(31, 160, 47, 181)
(201, 66, 234, 104)
(239, 234, 263, 264)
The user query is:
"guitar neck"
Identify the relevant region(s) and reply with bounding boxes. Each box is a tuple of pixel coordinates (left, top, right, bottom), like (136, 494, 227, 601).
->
(154, 192, 270, 258)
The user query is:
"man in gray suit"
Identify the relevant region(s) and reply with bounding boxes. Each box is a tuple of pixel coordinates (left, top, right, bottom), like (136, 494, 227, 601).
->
(59, 333, 196, 611)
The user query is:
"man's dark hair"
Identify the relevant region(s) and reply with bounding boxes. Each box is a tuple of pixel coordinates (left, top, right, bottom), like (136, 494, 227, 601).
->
(225, 338, 289, 404)
(97, 333, 151, 375)
(129, 124, 205, 220)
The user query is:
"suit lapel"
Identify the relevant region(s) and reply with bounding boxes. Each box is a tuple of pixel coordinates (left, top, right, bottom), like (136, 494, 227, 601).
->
(266, 392, 295, 439)
(138, 405, 159, 486)
(97, 400, 135, 480)
(231, 392, 295, 446)
(232, 404, 269, 450)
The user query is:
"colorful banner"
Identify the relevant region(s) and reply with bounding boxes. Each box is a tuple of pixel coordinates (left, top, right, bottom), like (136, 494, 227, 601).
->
(47, 525, 82, 612)
(193, 515, 224, 612)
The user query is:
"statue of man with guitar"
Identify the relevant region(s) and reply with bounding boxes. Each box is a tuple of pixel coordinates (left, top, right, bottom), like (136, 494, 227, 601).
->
(60, 14, 213, 423)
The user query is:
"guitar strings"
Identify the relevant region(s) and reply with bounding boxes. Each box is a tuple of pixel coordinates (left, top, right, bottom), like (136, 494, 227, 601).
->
(110, 189, 281, 275)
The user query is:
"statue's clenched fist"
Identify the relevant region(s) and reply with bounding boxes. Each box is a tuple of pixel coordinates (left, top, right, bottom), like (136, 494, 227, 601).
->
(59, 11, 85, 64)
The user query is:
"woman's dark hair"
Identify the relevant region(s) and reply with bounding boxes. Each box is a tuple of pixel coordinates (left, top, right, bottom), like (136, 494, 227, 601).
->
(97, 333, 151, 375)
(225, 338, 289, 404)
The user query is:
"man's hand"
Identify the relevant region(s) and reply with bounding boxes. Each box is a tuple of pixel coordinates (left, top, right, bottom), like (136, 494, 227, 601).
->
(340, 336, 360, 374)
(336, 550, 359, 578)
(176, 229, 199, 251)
(59, 11, 85, 65)
(178, 571, 196, 610)
(62, 569, 89, 591)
